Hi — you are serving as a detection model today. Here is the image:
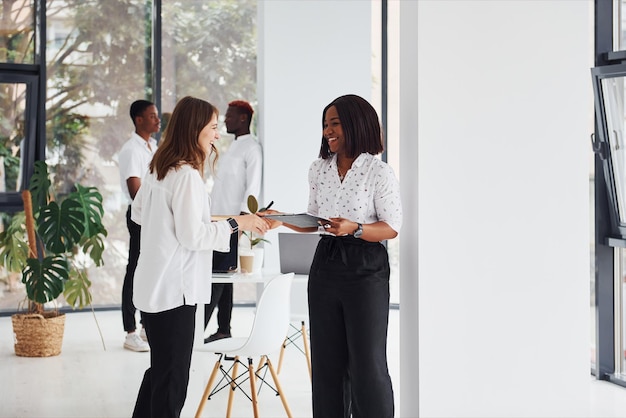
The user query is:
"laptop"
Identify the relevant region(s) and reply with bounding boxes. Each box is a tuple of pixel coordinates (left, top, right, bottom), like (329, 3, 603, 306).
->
(212, 232, 239, 277)
(278, 232, 321, 275)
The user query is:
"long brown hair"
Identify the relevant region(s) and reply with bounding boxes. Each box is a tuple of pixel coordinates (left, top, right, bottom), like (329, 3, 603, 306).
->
(150, 96, 218, 180)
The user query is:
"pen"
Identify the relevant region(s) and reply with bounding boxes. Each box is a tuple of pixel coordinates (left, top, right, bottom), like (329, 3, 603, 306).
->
(260, 201, 274, 211)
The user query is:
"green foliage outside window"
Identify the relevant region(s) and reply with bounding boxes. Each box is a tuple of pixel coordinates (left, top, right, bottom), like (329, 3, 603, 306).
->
(0, 0, 258, 310)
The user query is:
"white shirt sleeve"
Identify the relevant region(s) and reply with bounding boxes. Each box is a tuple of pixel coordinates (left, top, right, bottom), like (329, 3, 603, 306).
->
(172, 169, 231, 251)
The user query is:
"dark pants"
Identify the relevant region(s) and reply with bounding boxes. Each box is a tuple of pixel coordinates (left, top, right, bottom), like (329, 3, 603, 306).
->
(203, 283, 233, 334)
(122, 206, 143, 332)
(308, 235, 394, 418)
(132, 304, 196, 418)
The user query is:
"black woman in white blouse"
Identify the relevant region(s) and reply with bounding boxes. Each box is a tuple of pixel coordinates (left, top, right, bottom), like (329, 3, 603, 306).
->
(280, 94, 402, 418)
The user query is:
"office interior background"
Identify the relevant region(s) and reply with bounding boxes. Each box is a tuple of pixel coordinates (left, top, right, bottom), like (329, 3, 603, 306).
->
(1, 0, 626, 416)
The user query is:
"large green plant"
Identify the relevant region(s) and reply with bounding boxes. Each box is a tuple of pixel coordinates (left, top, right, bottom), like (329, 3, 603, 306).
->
(0, 161, 107, 314)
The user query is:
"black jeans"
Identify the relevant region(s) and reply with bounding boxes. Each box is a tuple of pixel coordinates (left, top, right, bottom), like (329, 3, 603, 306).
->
(132, 304, 196, 418)
(308, 235, 394, 418)
(203, 283, 233, 334)
(122, 206, 143, 332)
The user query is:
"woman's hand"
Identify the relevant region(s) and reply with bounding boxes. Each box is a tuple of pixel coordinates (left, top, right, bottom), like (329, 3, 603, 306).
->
(233, 214, 271, 234)
(257, 209, 283, 229)
(323, 218, 398, 242)
(322, 217, 357, 237)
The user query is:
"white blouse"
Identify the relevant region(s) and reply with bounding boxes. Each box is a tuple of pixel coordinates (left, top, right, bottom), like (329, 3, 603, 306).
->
(307, 153, 402, 234)
(131, 164, 232, 313)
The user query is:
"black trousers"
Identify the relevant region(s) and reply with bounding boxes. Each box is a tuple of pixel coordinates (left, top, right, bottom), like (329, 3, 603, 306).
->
(308, 235, 394, 418)
(122, 206, 143, 332)
(203, 283, 233, 334)
(132, 304, 196, 418)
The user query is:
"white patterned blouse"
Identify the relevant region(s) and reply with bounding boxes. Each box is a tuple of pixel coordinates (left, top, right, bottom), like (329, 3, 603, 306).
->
(307, 152, 402, 234)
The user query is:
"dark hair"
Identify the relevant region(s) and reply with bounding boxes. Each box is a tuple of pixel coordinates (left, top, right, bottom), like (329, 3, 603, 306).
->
(149, 96, 218, 180)
(129, 100, 155, 126)
(228, 100, 254, 127)
(319, 94, 384, 159)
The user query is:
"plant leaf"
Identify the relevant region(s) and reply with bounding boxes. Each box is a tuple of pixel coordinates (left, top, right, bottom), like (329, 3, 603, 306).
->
(21, 256, 69, 304)
(0, 212, 28, 273)
(29, 161, 52, 212)
(251, 237, 270, 246)
(247, 195, 258, 214)
(63, 268, 92, 309)
(67, 184, 106, 238)
(37, 199, 85, 253)
(79, 229, 107, 267)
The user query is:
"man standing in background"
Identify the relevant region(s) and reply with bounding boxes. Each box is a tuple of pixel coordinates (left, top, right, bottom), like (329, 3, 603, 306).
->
(118, 99, 160, 352)
(205, 100, 262, 343)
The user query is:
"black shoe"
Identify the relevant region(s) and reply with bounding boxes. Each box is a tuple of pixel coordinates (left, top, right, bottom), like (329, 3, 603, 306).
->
(204, 332, 232, 344)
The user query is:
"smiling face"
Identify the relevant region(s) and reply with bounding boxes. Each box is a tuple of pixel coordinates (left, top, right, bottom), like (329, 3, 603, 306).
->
(198, 113, 220, 153)
(323, 106, 345, 155)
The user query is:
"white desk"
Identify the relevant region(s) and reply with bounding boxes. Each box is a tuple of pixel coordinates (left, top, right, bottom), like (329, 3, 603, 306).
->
(211, 272, 271, 284)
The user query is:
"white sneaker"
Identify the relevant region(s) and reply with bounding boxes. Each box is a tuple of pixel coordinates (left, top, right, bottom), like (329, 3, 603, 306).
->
(140, 327, 148, 342)
(124, 333, 149, 352)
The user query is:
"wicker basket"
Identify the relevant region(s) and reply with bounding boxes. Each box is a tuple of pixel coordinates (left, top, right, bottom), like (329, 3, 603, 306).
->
(11, 312, 66, 357)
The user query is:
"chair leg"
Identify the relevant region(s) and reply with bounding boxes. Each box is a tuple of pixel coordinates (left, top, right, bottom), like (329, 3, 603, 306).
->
(248, 357, 260, 418)
(277, 337, 287, 374)
(226, 356, 240, 418)
(301, 321, 312, 382)
(265, 357, 293, 418)
(255, 356, 267, 384)
(195, 358, 222, 418)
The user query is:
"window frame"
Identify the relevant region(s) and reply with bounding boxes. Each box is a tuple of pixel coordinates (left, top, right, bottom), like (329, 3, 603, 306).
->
(0, 65, 39, 212)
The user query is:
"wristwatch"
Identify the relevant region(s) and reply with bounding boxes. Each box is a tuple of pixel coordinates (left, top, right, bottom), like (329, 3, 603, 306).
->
(226, 217, 239, 233)
(353, 223, 363, 238)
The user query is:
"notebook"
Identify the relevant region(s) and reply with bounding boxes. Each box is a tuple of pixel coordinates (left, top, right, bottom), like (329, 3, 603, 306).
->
(278, 232, 321, 275)
(265, 213, 331, 228)
(212, 232, 239, 277)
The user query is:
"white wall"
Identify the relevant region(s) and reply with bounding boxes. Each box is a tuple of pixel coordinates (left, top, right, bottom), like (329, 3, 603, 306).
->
(258, 1, 373, 273)
(260, 1, 592, 416)
(411, 1, 592, 417)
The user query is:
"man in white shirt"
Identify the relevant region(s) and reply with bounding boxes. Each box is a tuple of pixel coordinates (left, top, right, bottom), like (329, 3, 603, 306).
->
(118, 100, 160, 352)
(205, 100, 262, 343)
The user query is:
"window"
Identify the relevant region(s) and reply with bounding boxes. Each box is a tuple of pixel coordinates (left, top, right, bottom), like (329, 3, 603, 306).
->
(0, 0, 258, 312)
(590, 0, 626, 383)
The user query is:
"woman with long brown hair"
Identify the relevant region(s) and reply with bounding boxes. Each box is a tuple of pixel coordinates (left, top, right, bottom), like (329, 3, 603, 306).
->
(130, 96, 271, 418)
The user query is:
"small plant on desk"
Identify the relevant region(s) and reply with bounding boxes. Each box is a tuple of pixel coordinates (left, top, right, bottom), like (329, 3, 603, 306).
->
(242, 195, 270, 249)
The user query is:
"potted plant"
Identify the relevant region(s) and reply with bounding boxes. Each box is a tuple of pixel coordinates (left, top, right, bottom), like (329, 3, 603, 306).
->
(0, 161, 107, 357)
(239, 195, 270, 273)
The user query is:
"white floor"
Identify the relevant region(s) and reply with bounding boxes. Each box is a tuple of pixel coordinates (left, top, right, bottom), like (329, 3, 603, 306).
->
(0, 308, 625, 418)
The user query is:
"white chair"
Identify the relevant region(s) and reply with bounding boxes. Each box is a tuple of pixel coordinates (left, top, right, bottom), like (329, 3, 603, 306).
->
(195, 273, 294, 418)
(277, 275, 311, 381)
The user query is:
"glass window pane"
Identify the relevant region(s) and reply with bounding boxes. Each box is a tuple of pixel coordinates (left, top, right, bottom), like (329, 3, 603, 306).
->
(161, 0, 257, 118)
(0, 82, 27, 192)
(0, 0, 261, 313)
(601, 77, 626, 224)
(40, 0, 151, 310)
(161, 0, 257, 304)
(0, 0, 35, 64)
